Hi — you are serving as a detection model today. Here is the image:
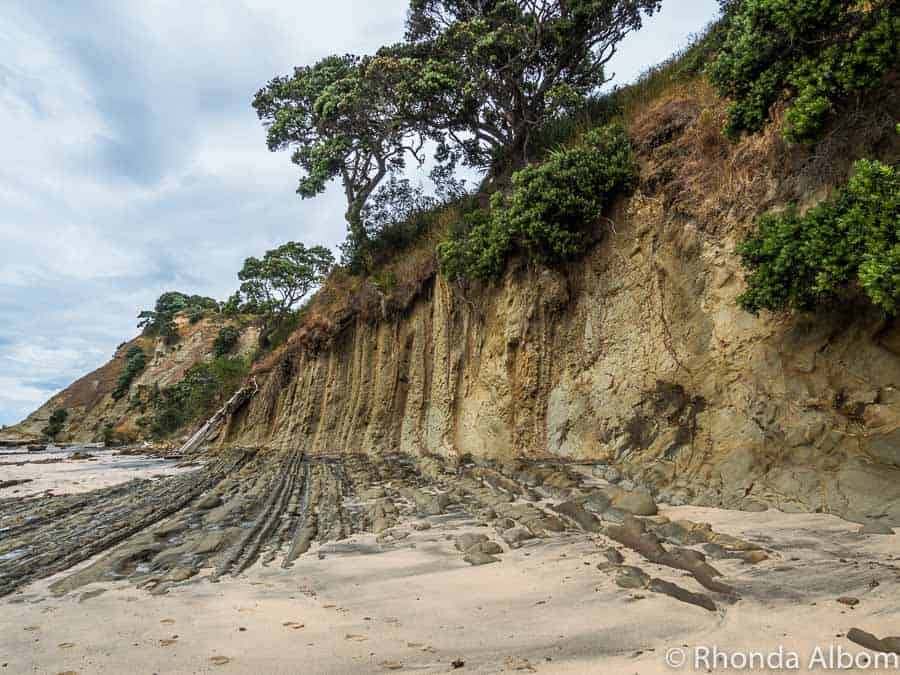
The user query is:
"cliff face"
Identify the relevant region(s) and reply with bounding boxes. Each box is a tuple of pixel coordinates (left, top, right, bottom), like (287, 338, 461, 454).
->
(10, 317, 259, 444)
(221, 82, 900, 526)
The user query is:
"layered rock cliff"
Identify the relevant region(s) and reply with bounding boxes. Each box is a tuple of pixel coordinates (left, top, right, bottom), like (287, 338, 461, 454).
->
(220, 81, 900, 526)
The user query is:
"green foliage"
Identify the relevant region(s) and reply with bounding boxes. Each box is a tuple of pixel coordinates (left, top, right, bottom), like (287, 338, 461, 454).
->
(708, 0, 899, 144)
(738, 159, 900, 314)
(340, 175, 467, 272)
(147, 356, 250, 438)
(222, 292, 242, 317)
(42, 408, 68, 440)
(233, 241, 334, 348)
(253, 54, 428, 244)
(438, 123, 638, 280)
(137, 292, 219, 343)
(212, 326, 241, 357)
(528, 95, 623, 161)
(112, 346, 147, 401)
(400, 0, 662, 169)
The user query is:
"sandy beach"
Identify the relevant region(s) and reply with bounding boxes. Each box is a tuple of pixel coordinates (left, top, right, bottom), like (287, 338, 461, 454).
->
(1, 451, 898, 674)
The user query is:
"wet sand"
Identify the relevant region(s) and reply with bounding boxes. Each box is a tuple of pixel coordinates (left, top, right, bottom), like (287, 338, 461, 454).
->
(0, 448, 197, 498)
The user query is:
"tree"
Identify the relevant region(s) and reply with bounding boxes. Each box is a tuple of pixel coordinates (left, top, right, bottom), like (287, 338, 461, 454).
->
(236, 241, 334, 347)
(253, 54, 428, 252)
(398, 0, 662, 169)
(42, 408, 68, 440)
(137, 292, 219, 344)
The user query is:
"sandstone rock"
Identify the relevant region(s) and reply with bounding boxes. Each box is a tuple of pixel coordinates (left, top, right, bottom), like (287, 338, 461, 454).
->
(474, 541, 503, 556)
(464, 551, 500, 566)
(196, 493, 222, 510)
(604, 467, 623, 484)
(649, 578, 716, 612)
(360, 487, 387, 500)
(581, 491, 612, 514)
(454, 533, 489, 552)
(611, 490, 658, 516)
(501, 526, 535, 547)
(615, 566, 650, 589)
(536, 516, 566, 533)
(553, 501, 602, 532)
(603, 548, 624, 565)
(847, 628, 900, 655)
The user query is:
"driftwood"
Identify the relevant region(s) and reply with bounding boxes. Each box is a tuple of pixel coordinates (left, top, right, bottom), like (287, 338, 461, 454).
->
(178, 377, 259, 456)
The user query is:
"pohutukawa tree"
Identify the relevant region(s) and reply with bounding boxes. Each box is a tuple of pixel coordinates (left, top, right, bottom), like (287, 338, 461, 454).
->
(253, 55, 428, 250)
(235, 241, 334, 348)
(399, 0, 663, 168)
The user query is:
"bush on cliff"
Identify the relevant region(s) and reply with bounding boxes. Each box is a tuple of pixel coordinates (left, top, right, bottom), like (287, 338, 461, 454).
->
(112, 346, 147, 401)
(438, 123, 638, 280)
(738, 159, 900, 314)
(146, 355, 249, 438)
(212, 326, 240, 357)
(42, 408, 68, 440)
(708, 0, 899, 144)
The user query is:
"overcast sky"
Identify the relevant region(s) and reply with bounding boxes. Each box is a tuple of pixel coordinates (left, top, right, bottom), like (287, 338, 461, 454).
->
(0, 0, 719, 427)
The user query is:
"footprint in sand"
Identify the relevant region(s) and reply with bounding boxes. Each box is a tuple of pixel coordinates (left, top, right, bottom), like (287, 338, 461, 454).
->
(282, 621, 305, 630)
(24, 626, 40, 632)
(210, 655, 231, 666)
(56, 671, 79, 675)
(159, 636, 179, 646)
(345, 634, 368, 642)
(160, 618, 176, 625)
(379, 660, 403, 670)
(57, 643, 75, 649)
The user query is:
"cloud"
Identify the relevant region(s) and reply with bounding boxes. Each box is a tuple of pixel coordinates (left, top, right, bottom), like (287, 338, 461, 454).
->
(0, 0, 719, 427)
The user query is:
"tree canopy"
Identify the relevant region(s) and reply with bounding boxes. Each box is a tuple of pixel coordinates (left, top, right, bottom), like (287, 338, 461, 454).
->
(253, 54, 429, 250)
(235, 241, 334, 346)
(254, 0, 660, 259)
(398, 0, 662, 168)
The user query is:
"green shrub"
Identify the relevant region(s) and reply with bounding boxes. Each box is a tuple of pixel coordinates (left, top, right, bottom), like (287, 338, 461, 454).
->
(438, 123, 638, 280)
(42, 408, 68, 440)
(147, 355, 250, 438)
(213, 326, 241, 357)
(137, 292, 220, 343)
(708, 0, 899, 144)
(738, 159, 900, 314)
(112, 346, 146, 400)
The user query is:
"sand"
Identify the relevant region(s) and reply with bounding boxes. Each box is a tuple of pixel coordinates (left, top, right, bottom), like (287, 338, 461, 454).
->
(2, 502, 898, 674)
(0, 448, 198, 498)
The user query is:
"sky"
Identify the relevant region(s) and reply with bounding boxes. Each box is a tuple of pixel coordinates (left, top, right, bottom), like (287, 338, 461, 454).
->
(0, 0, 719, 427)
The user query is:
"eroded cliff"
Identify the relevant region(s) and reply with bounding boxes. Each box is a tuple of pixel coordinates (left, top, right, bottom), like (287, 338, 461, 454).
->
(221, 81, 900, 526)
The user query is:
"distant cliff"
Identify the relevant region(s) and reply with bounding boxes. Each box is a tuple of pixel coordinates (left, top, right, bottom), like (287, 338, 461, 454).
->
(8, 316, 258, 445)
